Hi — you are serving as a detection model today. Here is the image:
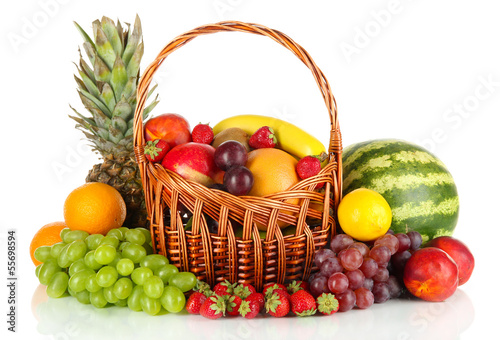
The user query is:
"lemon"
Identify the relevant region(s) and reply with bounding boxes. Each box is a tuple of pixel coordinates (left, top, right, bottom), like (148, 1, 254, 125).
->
(337, 188, 392, 241)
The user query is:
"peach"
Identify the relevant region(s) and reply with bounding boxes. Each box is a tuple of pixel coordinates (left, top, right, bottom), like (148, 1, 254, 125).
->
(403, 247, 458, 302)
(144, 113, 191, 149)
(426, 236, 474, 286)
(161, 142, 217, 187)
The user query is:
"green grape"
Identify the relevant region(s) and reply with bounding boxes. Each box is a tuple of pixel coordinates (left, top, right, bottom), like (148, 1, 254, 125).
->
(57, 244, 72, 268)
(90, 290, 108, 308)
(96, 266, 118, 287)
(103, 286, 119, 304)
(84, 250, 103, 271)
(118, 226, 130, 235)
(94, 244, 117, 265)
(143, 242, 154, 255)
(50, 242, 66, 258)
(106, 228, 124, 241)
(127, 285, 143, 312)
(85, 234, 104, 250)
(140, 294, 162, 316)
(154, 264, 179, 284)
(67, 286, 76, 297)
(131, 267, 153, 286)
(38, 259, 62, 286)
(113, 277, 133, 300)
(85, 273, 101, 293)
(115, 299, 127, 307)
(125, 229, 146, 245)
(63, 230, 89, 244)
(140, 254, 169, 271)
(35, 264, 42, 278)
(116, 258, 135, 276)
(59, 228, 71, 240)
(67, 239, 87, 261)
(99, 235, 120, 248)
(118, 241, 131, 252)
(69, 269, 95, 293)
(135, 228, 152, 244)
(143, 276, 164, 299)
(168, 272, 197, 292)
(46, 272, 69, 298)
(108, 252, 123, 267)
(74, 289, 91, 304)
(69, 259, 89, 276)
(122, 244, 147, 263)
(160, 286, 186, 313)
(34, 246, 52, 263)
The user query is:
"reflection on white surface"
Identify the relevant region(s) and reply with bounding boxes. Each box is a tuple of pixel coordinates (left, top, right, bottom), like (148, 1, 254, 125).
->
(32, 286, 474, 340)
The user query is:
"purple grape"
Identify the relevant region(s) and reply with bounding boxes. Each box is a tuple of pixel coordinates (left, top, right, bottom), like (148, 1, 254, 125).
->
(355, 287, 374, 309)
(387, 275, 403, 298)
(374, 234, 399, 255)
(310, 276, 330, 297)
(337, 289, 356, 312)
(372, 267, 389, 283)
(314, 248, 335, 268)
(369, 245, 391, 266)
(359, 258, 378, 278)
(320, 257, 343, 277)
(348, 242, 370, 257)
(391, 250, 412, 273)
(340, 248, 363, 271)
(395, 233, 411, 253)
(214, 141, 247, 171)
(407, 231, 423, 250)
(330, 234, 354, 254)
(372, 282, 390, 303)
(345, 269, 365, 290)
(223, 166, 254, 196)
(363, 278, 374, 291)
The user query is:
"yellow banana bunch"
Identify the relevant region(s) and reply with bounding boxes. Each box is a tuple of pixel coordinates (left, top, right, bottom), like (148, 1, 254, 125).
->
(212, 114, 328, 161)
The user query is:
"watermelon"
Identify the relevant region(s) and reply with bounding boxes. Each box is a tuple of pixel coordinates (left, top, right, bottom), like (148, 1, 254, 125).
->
(342, 139, 459, 243)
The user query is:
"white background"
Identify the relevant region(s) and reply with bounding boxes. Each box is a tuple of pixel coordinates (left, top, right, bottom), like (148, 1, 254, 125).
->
(1, 0, 499, 339)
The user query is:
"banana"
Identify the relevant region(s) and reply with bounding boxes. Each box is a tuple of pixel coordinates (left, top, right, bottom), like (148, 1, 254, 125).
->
(212, 114, 328, 161)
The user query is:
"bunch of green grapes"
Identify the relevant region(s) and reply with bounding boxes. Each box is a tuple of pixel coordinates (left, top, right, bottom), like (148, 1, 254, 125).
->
(34, 227, 197, 315)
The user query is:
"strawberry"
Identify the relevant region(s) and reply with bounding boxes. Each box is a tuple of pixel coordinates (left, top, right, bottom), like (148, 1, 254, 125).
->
(249, 126, 277, 149)
(199, 295, 226, 319)
(316, 292, 339, 315)
(287, 280, 309, 295)
(265, 289, 290, 317)
(192, 123, 214, 144)
(239, 299, 260, 319)
(185, 291, 208, 315)
(290, 289, 317, 316)
(144, 139, 170, 163)
(213, 280, 236, 297)
(226, 295, 243, 316)
(296, 155, 324, 188)
(233, 283, 257, 299)
(263, 283, 288, 298)
(245, 292, 265, 312)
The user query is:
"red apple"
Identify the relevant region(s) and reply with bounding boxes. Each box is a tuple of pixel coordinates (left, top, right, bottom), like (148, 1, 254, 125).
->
(144, 113, 191, 149)
(403, 247, 458, 302)
(426, 236, 474, 286)
(161, 142, 217, 186)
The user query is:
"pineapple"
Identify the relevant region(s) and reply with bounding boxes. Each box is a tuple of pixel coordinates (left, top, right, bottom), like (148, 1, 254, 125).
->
(69, 15, 158, 228)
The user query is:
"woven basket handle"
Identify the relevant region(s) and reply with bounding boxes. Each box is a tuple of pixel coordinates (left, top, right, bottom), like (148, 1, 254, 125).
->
(133, 21, 342, 189)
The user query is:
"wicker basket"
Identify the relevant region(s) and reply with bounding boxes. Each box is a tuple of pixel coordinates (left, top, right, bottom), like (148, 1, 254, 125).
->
(133, 21, 342, 291)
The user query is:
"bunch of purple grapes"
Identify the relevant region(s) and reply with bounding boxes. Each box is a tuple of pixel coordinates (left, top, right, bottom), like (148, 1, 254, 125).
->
(213, 141, 254, 196)
(308, 230, 423, 312)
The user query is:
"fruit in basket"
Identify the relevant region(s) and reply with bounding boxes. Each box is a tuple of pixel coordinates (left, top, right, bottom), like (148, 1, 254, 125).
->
(144, 139, 170, 163)
(245, 148, 301, 229)
(161, 142, 217, 186)
(403, 247, 459, 302)
(191, 123, 214, 144)
(70, 15, 159, 228)
(342, 139, 459, 243)
(63, 182, 126, 235)
(337, 188, 392, 241)
(249, 126, 277, 149)
(296, 155, 324, 189)
(214, 140, 248, 171)
(144, 113, 192, 148)
(426, 236, 474, 285)
(30, 222, 67, 266)
(223, 166, 254, 196)
(213, 114, 327, 160)
(212, 127, 250, 151)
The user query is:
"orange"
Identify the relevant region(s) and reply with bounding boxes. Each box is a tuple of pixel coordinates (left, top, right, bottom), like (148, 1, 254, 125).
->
(29, 221, 67, 266)
(246, 148, 300, 230)
(63, 182, 126, 235)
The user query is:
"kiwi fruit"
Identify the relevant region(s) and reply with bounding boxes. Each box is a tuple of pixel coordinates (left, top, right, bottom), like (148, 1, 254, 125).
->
(212, 127, 250, 151)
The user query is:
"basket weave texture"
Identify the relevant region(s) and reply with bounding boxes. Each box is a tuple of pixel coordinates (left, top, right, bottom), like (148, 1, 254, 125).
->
(133, 21, 342, 291)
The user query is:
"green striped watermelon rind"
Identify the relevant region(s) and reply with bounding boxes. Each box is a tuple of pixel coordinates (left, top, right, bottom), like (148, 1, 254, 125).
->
(341, 139, 459, 244)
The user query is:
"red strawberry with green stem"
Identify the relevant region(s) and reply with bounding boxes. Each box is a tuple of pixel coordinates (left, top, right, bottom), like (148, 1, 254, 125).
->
(316, 292, 339, 315)
(234, 283, 257, 299)
(245, 292, 265, 312)
(290, 289, 317, 316)
(213, 280, 236, 297)
(249, 126, 277, 149)
(226, 295, 243, 316)
(239, 299, 260, 319)
(263, 283, 289, 299)
(192, 123, 214, 144)
(185, 291, 208, 315)
(287, 280, 309, 295)
(144, 139, 170, 163)
(265, 289, 290, 317)
(296, 155, 324, 189)
(199, 295, 226, 319)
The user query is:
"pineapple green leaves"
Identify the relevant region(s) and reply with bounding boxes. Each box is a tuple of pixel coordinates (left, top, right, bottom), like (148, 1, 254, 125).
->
(70, 15, 158, 153)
